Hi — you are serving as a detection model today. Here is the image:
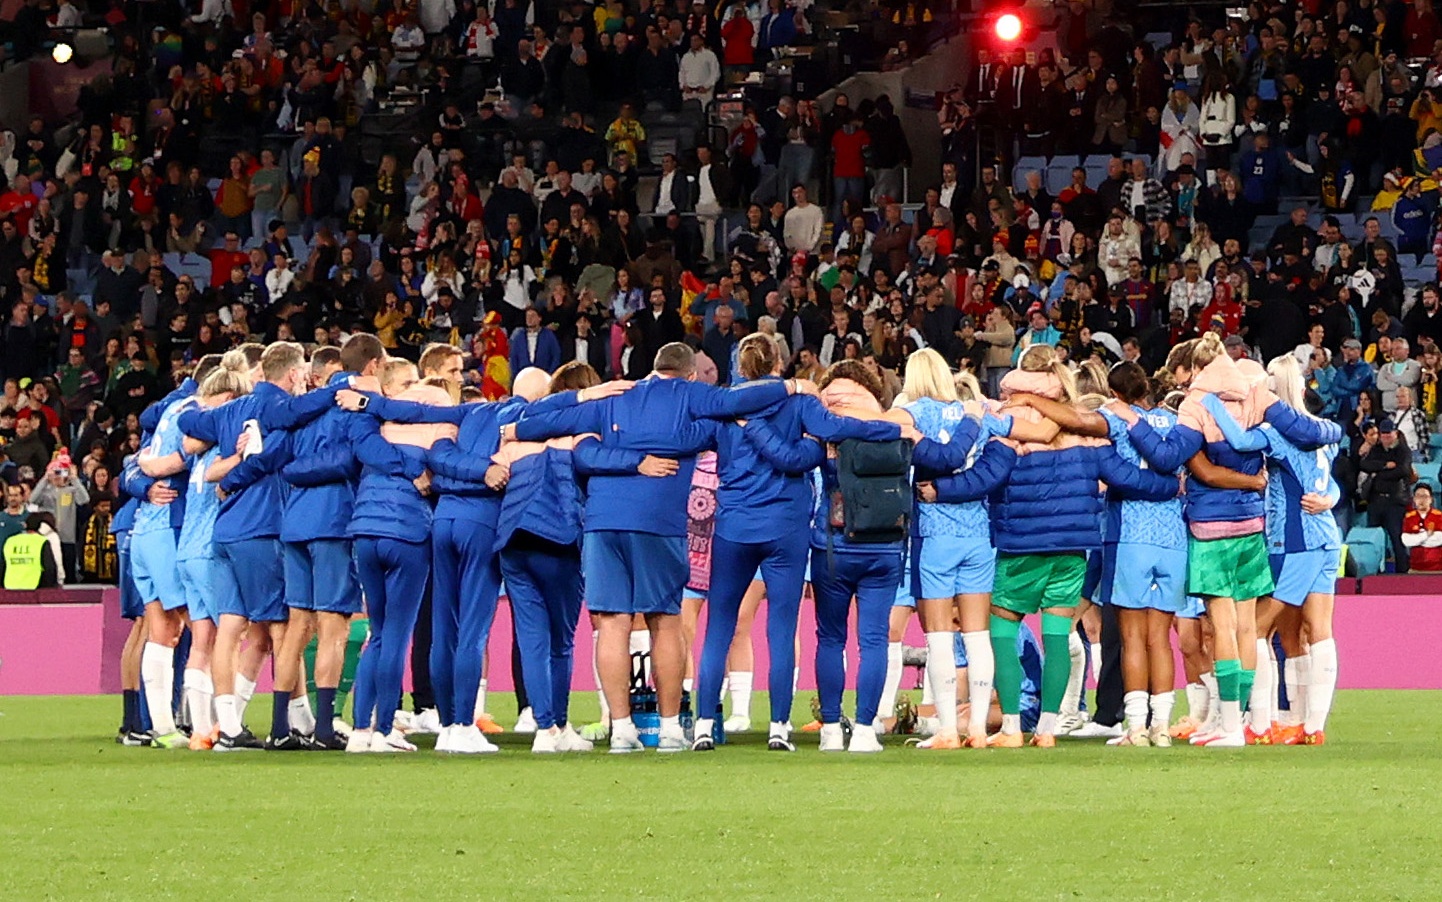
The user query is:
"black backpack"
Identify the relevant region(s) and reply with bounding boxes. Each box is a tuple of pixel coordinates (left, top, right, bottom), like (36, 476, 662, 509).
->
(831, 438, 912, 543)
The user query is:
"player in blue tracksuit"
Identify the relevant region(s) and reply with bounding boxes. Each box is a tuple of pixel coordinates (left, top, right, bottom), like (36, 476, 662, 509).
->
(273, 338, 388, 749)
(178, 342, 329, 751)
(691, 335, 904, 753)
(507, 341, 795, 754)
(1202, 358, 1341, 745)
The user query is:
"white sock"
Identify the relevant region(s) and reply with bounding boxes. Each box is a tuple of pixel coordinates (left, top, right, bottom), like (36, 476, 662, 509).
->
(770, 720, 789, 739)
(215, 694, 242, 736)
(235, 673, 257, 721)
(1249, 639, 1274, 731)
(1036, 711, 1057, 735)
(925, 632, 958, 733)
(1305, 638, 1337, 734)
(920, 667, 934, 707)
(612, 715, 634, 734)
(1087, 635, 1102, 685)
(629, 631, 651, 654)
(475, 678, 488, 719)
(182, 669, 214, 737)
(1123, 690, 1148, 732)
(289, 695, 316, 735)
(1287, 653, 1310, 727)
(695, 717, 714, 739)
(659, 714, 679, 733)
(1184, 682, 1208, 722)
(1219, 698, 1242, 734)
(1001, 713, 1021, 735)
(879, 642, 904, 719)
(1149, 691, 1174, 729)
(791, 665, 799, 695)
(1201, 671, 1219, 725)
(1061, 631, 1085, 716)
(961, 631, 994, 735)
(141, 642, 177, 735)
(728, 671, 753, 719)
(592, 631, 609, 722)
(682, 678, 693, 693)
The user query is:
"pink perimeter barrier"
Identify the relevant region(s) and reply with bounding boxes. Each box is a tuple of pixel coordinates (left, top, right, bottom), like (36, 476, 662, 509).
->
(1, 588, 1438, 695)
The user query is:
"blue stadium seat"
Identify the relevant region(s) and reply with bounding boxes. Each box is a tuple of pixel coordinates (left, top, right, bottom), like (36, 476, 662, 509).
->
(1344, 525, 1388, 577)
(1012, 155, 1048, 191)
(1415, 460, 1441, 492)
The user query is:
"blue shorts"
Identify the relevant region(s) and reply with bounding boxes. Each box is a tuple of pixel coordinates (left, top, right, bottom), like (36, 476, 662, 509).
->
(1269, 549, 1341, 606)
(583, 531, 687, 616)
(683, 588, 706, 602)
(116, 532, 144, 620)
(283, 539, 362, 614)
(911, 534, 996, 598)
(1082, 547, 1107, 604)
(214, 538, 288, 623)
(131, 529, 185, 611)
(1179, 595, 1205, 619)
(1110, 544, 1188, 613)
(892, 580, 914, 608)
(177, 557, 217, 622)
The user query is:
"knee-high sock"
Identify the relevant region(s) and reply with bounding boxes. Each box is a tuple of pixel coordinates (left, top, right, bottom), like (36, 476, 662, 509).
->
(989, 616, 1022, 720)
(215, 695, 242, 736)
(878, 642, 903, 720)
(1039, 614, 1074, 735)
(1215, 658, 1242, 734)
(728, 671, 753, 720)
(925, 632, 958, 733)
(1248, 639, 1275, 731)
(1123, 690, 1149, 732)
(141, 642, 177, 735)
(1305, 639, 1337, 734)
(1199, 671, 1218, 724)
(235, 673, 257, 722)
(182, 669, 213, 737)
(1149, 690, 1174, 729)
(1239, 667, 1256, 716)
(591, 630, 609, 722)
(473, 678, 488, 719)
(1285, 653, 1310, 727)
(1185, 682, 1208, 722)
(1060, 630, 1085, 716)
(961, 631, 993, 736)
(289, 695, 316, 735)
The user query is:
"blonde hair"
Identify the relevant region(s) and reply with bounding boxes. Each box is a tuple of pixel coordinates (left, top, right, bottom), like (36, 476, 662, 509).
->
(260, 341, 306, 382)
(1165, 337, 1199, 376)
(1076, 358, 1109, 397)
(1267, 353, 1307, 412)
(738, 332, 779, 381)
(381, 359, 418, 392)
(198, 366, 251, 399)
(1017, 344, 1078, 403)
(1191, 331, 1226, 371)
(222, 343, 264, 373)
(901, 348, 959, 403)
(953, 370, 983, 402)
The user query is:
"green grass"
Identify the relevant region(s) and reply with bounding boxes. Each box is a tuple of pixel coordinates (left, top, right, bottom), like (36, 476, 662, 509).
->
(2, 691, 1440, 900)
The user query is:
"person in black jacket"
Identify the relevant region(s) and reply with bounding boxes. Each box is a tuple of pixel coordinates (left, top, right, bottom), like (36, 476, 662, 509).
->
(1363, 418, 1416, 570)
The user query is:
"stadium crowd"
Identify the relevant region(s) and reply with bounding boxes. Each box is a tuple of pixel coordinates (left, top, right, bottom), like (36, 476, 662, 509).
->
(1, 0, 1440, 752)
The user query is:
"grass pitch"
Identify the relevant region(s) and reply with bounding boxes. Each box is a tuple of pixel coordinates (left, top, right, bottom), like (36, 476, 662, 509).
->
(1, 691, 1439, 900)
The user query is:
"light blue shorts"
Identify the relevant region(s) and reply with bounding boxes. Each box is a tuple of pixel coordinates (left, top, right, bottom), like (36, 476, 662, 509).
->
(177, 556, 216, 622)
(1269, 549, 1340, 606)
(911, 534, 996, 599)
(892, 581, 914, 608)
(1110, 544, 1188, 613)
(131, 529, 185, 611)
(1179, 595, 1206, 619)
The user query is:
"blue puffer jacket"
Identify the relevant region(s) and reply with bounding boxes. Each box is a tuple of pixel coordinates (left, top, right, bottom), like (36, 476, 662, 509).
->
(493, 440, 649, 552)
(279, 372, 361, 543)
(345, 414, 432, 543)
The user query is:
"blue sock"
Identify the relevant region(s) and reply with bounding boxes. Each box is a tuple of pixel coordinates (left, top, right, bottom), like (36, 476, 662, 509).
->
(271, 692, 291, 740)
(316, 688, 337, 740)
(122, 690, 139, 732)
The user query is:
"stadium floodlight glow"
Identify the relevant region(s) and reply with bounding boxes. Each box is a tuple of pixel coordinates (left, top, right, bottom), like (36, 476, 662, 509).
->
(994, 13, 1022, 42)
(52, 42, 74, 64)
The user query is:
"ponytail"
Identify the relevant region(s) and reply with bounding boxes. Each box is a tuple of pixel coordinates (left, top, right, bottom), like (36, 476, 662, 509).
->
(737, 332, 778, 381)
(1017, 344, 1079, 404)
(1191, 332, 1225, 370)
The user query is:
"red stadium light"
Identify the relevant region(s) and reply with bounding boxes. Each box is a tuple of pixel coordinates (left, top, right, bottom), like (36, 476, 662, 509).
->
(994, 13, 1022, 42)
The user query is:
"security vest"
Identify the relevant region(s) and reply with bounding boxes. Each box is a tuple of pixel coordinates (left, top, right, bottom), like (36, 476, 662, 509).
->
(110, 132, 134, 172)
(3, 532, 45, 589)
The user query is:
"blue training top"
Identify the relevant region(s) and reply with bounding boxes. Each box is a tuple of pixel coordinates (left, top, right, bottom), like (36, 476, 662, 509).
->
(1101, 406, 1186, 550)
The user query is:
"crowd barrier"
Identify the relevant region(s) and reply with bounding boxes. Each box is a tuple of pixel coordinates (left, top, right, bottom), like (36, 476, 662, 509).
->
(0, 584, 1435, 696)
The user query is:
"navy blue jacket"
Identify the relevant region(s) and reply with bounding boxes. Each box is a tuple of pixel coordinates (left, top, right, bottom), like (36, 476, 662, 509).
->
(279, 372, 362, 543)
(345, 412, 433, 543)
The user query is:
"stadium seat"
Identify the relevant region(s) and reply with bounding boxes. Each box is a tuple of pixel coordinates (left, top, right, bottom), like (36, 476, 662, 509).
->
(1012, 155, 1047, 191)
(1416, 460, 1441, 492)
(1083, 159, 1109, 188)
(1344, 525, 1388, 577)
(1046, 157, 1079, 195)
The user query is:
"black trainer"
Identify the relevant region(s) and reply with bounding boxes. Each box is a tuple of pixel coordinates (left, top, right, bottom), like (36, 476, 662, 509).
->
(215, 728, 263, 752)
(120, 730, 152, 747)
(263, 729, 310, 751)
(314, 733, 349, 751)
(767, 734, 796, 752)
(691, 734, 715, 751)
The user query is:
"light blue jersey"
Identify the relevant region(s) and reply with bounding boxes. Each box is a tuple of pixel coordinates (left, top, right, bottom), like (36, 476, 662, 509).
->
(902, 397, 989, 538)
(1257, 425, 1342, 553)
(132, 396, 195, 537)
(177, 443, 223, 561)
(1101, 406, 1186, 550)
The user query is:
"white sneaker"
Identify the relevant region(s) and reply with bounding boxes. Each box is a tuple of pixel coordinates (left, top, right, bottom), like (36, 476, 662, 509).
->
(411, 707, 442, 735)
(435, 724, 454, 752)
(557, 725, 594, 752)
(392, 710, 416, 733)
(609, 721, 644, 754)
(1202, 729, 1246, 748)
(514, 707, 538, 734)
(818, 723, 845, 752)
(449, 724, 499, 754)
(532, 726, 561, 753)
(345, 729, 373, 754)
(916, 715, 939, 737)
(1055, 711, 1088, 735)
(1067, 720, 1124, 739)
(657, 727, 688, 753)
(848, 724, 883, 754)
(370, 729, 417, 753)
(722, 715, 751, 733)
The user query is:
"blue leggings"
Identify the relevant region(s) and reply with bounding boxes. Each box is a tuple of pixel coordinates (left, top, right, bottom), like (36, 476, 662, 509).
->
(810, 547, 901, 726)
(353, 536, 430, 735)
(500, 535, 583, 730)
(430, 518, 503, 726)
(696, 533, 808, 725)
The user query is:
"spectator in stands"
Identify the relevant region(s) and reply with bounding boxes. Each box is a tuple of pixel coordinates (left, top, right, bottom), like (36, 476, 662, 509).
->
(1364, 418, 1417, 571)
(1403, 483, 1442, 572)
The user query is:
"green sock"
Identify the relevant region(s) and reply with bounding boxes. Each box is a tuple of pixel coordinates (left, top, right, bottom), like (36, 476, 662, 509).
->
(1239, 669, 1256, 714)
(1040, 613, 1074, 715)
(990, 615, 1022, 716)
(1216, 658, 1242, 703)
(335, 618, 367, 722)
(303, 635, 319, 713)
